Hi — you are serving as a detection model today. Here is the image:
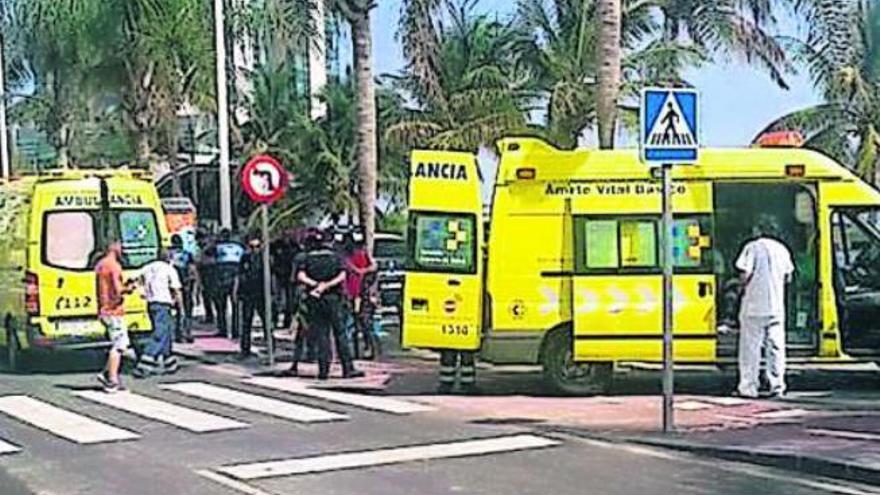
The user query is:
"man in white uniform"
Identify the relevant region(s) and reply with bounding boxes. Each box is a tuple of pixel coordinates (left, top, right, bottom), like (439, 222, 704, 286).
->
(735, 217, 794, 398)
(135, 249, 183, 377)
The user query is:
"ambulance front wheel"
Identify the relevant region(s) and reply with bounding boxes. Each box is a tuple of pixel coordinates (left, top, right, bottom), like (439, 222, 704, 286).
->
(541, 328, 612, 396)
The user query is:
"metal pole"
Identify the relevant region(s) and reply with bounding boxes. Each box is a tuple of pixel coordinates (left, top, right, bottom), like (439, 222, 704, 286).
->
(0, 33, 10, 180)
(261, 204, 274, 367)
(214, 0, 232, 229)
(661, 163, 675, 432)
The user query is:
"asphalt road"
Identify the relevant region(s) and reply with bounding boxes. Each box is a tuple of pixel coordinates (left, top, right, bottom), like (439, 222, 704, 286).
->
(0, 354, 877, 495)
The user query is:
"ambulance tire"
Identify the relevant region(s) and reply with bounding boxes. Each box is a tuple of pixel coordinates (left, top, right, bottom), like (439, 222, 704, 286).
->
(541, 328, 612, 396)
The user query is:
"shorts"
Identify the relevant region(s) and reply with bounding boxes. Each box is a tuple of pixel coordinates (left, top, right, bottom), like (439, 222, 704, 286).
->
(101, 316, 130, 353)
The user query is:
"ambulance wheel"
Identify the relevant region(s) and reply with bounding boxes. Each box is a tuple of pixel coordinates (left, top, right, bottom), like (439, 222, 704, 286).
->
(541, 329, 612, 396)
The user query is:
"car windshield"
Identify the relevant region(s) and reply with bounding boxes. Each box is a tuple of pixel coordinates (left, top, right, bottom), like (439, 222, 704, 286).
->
(375, 237, 406, 260)
(43, 209, 160, 271)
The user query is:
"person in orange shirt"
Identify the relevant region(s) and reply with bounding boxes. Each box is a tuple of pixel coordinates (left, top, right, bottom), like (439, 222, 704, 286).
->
(95, 241, 136, 392)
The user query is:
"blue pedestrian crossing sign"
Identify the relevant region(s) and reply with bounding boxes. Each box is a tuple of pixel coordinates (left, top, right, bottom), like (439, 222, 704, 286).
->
(640, 88, 699, 164)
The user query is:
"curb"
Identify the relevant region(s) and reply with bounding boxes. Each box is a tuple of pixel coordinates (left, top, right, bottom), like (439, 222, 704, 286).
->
(548, 426, 880, 487)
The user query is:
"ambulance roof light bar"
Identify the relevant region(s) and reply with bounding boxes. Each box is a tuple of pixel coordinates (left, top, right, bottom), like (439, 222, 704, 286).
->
(755, 131, 805, 148)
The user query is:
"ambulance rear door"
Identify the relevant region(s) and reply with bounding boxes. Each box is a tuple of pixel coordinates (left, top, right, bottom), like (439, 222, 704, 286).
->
(402, 150, 484, 351)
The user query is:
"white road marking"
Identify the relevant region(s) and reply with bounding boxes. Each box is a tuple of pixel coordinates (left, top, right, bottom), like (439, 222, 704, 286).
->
(0, 438, 21, 455)
(699, 397, 750, 407)
(674, 400, 712, 411)
(218, 434, 560, 480)
(73, 390, 248, 433)
(754, 408, 807, 420)
(161, 382, 348, 423)
(0, 395, 139, 444)
(808, 428, 880, 442)
(244, 377, 434, 415)
(196, 470, 277, 495)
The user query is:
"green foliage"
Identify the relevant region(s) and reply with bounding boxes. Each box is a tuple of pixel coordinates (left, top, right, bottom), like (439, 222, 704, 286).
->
(761, 1, 880, 181)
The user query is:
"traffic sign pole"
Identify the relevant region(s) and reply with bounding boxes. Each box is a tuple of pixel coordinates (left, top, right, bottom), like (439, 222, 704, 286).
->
(641, 87, 698, 434)
(661, 163, 675, 432)
(241, 154, 288, 369)
(261, 204, 274, 367)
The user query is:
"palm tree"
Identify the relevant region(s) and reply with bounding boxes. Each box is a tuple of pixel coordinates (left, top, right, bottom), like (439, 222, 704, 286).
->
(330, 0, 379, 251)
(390, 0, 534, 151)
(518, 0, 791, 149)
(596, 0, 622, 149)
(759, 1, 879, 179)
(109, 0, 214, 193)
(3, 0, 116, 166)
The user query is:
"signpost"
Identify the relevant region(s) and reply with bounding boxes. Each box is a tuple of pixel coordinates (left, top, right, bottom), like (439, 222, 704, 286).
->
(640, 88, 700, 433)
(241, 155, 289, 367)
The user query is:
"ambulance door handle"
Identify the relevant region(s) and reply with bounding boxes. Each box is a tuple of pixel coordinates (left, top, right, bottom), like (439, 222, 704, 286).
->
(448, 279, 461, 287)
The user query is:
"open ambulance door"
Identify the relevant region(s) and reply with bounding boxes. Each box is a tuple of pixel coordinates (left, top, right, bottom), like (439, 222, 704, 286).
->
(402, 150, 484, 351)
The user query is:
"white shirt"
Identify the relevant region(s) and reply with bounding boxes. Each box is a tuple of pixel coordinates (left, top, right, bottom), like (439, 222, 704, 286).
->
(736, 237, 794, 317)
(141, 260, 182, 305)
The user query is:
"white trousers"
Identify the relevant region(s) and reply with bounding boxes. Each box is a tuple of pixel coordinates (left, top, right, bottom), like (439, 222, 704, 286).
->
(738, 315, 786, 397)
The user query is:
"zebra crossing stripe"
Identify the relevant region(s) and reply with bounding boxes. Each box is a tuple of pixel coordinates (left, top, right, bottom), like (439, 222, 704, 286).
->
(73, 390, 248, 433)
(218, 434, 561, 480)
(243, 377, 435, 415)
(0, 395, 139, 444)
(0, 438, 21, 455)
(160, 382, 348, 423)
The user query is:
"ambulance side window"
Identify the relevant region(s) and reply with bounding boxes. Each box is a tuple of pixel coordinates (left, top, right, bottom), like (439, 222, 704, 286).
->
(672, 215, 713, 271)
(576, 217, 658, 272)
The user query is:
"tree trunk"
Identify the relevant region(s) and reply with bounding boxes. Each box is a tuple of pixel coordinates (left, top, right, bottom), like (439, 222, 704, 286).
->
(168, 124, 182, 196)
(350, 9, 378, 253)
(596, 0, 621, 149)
(136, 131, 151, 168)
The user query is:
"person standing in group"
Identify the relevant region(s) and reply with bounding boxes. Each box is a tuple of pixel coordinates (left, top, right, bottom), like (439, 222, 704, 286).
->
(170, 234, 197, 343)
(294, 230, 364, 380)
(342, 228, 376, 358)
(135, 248, 183, 377)
(96, 241, 137, 392)
(210, 229, 245, 339)
(735, 216, 794, 399)
(237, 235, 273, 360)
(196, 231, 217, 325)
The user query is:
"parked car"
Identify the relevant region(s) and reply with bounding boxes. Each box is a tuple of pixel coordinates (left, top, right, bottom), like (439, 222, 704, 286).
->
(374, 232, 405, 312)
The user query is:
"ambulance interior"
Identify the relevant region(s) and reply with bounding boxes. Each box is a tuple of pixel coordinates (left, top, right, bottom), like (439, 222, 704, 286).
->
(830, 205, 880, 356)
(713, 183, 819, 357)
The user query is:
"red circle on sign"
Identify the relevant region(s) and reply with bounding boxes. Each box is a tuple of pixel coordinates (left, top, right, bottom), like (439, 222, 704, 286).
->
(241, 155, 289, 204)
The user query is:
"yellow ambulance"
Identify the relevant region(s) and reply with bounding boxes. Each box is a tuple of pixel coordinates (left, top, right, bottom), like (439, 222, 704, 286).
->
(403, 137, 880, 394)
(0, 169, 167, 370)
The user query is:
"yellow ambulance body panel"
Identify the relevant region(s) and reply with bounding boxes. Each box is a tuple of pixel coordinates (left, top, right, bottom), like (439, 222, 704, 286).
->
(0, 169, 168, 367)
(405, 138, 880, 392)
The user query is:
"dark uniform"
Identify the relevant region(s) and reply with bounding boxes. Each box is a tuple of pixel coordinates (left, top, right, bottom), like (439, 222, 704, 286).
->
(170, 246, 195, 343)
(238, 247, 271, 357)
(439, 350, 477, 394)
(298, 245, 362, 380)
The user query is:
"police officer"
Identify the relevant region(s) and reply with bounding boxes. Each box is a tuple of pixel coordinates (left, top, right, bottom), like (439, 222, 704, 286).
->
(211, 228, 245, 338)
(237, 235, 271, 359)
(170, 234, 196, 343)
(295, 230, 364, 380)
(438, 350, 477, 394)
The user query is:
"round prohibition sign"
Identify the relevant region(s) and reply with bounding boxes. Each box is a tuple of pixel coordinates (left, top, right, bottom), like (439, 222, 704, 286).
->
(241, 155, 288, 204)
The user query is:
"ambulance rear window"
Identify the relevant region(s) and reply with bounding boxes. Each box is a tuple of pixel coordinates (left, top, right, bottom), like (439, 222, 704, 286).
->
(44, 212, 97, 270)
(409, 212, 476, 274)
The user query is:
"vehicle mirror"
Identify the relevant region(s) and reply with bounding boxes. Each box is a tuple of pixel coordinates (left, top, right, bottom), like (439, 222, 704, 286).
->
(795, 192, 814, 224)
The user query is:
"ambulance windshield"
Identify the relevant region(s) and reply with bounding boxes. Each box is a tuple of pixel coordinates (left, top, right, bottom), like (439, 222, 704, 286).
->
(410, 212, 476, 274)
